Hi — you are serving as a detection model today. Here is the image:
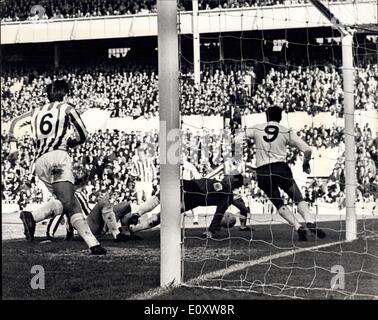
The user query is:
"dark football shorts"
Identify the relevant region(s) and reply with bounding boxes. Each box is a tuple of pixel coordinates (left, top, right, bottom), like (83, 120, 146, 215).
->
(256, 162, 304, 210)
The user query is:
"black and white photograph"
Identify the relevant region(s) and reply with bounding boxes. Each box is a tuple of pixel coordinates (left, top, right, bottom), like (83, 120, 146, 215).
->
(1, 0, 377, 304)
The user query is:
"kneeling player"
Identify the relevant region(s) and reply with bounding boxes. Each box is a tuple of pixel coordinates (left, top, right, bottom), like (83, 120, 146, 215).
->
(45, 164, 137, 242)
(128, 172, 249, 238)
(10, 80, 105, 255)
(46, 190, 135, 242)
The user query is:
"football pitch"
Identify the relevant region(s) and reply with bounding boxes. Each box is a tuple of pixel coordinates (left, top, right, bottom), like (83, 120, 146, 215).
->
(2, 213, 378, 300)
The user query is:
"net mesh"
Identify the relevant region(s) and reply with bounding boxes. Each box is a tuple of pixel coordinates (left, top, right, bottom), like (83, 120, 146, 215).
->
(178, 0, 378, 299)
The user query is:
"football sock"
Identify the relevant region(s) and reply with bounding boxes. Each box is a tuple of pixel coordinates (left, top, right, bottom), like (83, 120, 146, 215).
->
(102, 207, 121, 239)
(240, 215, 247, 228)
(32, 199, 63, 223)
(297, 201, 314, 224)
(70, 213, 100, 248)
(137, 196, 160, 216)
(278, 206, 302, 230)
(66, 218, 74, 237)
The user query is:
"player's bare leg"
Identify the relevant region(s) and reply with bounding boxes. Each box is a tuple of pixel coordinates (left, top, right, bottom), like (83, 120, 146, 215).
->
(278, 205, 302, 229)
(297, 201, 326, 238)
(239, 215, 249, 230)
(258, 176, 309, 241)
(113, 202, 132, 221)
(287, 182, 326, 239)
(53, 181, 106, 255)
(86, 199, 131, 242)
(232, 198, 252, 231)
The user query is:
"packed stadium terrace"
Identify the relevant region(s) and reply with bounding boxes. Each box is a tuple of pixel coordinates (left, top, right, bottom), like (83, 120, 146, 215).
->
(2, 123, 377, 208)
(2, 63, 377, 123)
(0, 0, 327, 22)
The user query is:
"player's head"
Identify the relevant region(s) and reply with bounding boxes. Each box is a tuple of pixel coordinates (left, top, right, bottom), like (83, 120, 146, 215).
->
(266, 106, 283, 123)
(73, 163, 89, 188)
(223, 170, 244, 190)
(46, 79, 70, 102)
(137, 147, 146, 160)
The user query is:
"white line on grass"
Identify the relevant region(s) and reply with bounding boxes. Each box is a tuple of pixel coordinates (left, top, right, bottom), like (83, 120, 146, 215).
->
(128, 235, 378, 300)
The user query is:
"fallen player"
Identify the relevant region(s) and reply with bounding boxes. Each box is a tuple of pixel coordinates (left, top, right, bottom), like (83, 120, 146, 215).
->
(46, 188, 137, 242)
(21, 162, 138, 243)
(128, 171, 250, 238)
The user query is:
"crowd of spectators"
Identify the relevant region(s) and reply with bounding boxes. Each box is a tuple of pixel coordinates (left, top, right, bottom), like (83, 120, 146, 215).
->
(246, 64, 378, 117)
(2, 121, 377, 209)
(2, 62, 377, 123)
(1, 64, 159, 122)
(1, 129, 161, 206)
(1, 0, 156, 22)
(298, 123, 378, 206)
(0, 0, 326, 22)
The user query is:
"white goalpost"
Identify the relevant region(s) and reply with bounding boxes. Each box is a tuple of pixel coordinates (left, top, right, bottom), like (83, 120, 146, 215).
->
(158, 0, 182, 286)
(308, 0, 357, 241)
(341, 33, 357, 241)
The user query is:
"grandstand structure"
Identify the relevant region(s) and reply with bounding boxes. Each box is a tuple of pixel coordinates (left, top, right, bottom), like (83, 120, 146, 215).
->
(1, 0, 378, 300)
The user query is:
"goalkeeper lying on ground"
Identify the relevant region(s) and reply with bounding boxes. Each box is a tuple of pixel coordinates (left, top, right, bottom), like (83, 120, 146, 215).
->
(128, 171, 250, 238)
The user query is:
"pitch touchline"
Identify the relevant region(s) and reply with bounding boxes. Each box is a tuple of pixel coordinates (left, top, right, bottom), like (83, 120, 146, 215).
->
(128, 235, 378, 300)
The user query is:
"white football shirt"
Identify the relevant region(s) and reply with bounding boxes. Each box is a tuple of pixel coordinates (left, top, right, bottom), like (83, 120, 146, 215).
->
(243, 121, 311, 168)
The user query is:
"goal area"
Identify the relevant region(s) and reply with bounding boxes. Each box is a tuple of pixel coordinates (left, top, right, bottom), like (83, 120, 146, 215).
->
(158, 0, 378, 299)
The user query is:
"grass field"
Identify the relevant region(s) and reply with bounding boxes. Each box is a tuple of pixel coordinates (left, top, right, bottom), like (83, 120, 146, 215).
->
(2, 214, 378, 300)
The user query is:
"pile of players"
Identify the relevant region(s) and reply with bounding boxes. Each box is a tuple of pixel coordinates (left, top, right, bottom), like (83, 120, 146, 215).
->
(9, 79, 326, 255)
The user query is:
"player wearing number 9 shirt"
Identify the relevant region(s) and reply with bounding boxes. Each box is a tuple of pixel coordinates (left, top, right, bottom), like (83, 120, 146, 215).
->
(8, 80, 106, 255)
(240, 106, 326, 241)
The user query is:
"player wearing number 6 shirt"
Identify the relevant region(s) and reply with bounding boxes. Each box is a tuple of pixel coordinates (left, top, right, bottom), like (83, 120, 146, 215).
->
(8, 80, 106, 255)
(238, 106, 326, 241)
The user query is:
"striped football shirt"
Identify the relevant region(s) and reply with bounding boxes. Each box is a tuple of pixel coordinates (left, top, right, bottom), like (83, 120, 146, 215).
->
(131, 158, 157, 182)
(75, 190, 92, 217)
(9, 101, 88, 160)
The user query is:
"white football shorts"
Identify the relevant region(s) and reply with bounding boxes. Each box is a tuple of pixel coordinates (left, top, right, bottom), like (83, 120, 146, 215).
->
(34, 150, 75, 193)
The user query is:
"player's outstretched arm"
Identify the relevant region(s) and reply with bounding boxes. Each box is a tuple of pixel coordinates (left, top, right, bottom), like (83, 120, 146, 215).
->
(9, 111, 32, 136)
(288, 129, 312, 174)
(8, 111, 32, 161)
(66, 106, 88, 148)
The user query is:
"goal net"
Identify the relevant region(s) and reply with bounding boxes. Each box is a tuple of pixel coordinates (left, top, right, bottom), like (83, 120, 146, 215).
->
(175, 0, 378, 299)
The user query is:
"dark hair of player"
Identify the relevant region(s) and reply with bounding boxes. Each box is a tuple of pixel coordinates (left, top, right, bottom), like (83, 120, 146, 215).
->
(46, 79, 70, 102)
(266, 106, 283, 122)
(72, 162, 89, 188)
